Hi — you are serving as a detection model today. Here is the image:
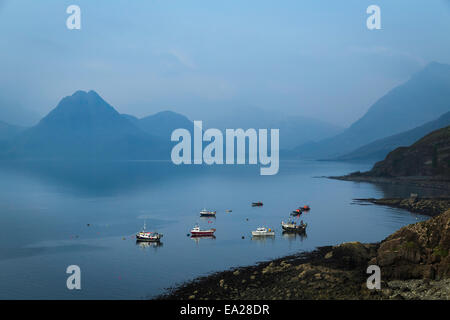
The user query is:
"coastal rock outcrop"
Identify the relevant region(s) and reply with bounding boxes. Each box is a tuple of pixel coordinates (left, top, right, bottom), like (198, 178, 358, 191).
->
(374, 209, 450, 280)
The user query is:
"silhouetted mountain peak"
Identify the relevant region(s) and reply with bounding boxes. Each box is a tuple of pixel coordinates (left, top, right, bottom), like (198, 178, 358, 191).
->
(57, 90, 114, 110)
(3, 91, 170, 160)
(32, 90, 145, 139)
(40, 90, 122, 125)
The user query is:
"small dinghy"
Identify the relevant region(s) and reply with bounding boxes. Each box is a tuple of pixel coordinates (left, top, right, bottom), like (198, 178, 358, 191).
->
(136, 221, 163, 242)
(281, 220, 307, 233)
(291, 209, 302, 216)
(252, 201, 263, 207)
(190, 224, 216, 237)
(251, 227, 275, 236)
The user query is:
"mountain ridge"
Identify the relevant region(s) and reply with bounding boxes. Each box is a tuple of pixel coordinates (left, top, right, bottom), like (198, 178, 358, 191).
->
(292, 62, 450, 159)
(1, 90, 170, 160)
(335, 110, 450, 161)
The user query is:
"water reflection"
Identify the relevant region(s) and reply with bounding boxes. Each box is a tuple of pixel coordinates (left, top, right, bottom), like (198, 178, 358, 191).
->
(353, 179, 445, 198)
(282, 231, 308, 242)
(190, 235, 216, 244)
(199, 216, 216, 222)
(251, 235, 275, 242)
(136, 241, 163, 250)
(0, 160, 225, 197)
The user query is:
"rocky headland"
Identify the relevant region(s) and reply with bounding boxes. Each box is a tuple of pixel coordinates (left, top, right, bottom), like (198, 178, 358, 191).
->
(330, 126, 450, 191)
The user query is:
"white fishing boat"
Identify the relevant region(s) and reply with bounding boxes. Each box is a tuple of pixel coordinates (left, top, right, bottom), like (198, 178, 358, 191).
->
(251, 227, 275, 236)
(136, 221, 163, 242)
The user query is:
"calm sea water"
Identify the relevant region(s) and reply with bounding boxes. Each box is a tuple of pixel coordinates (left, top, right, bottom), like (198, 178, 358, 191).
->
(0, 160, 433, 299)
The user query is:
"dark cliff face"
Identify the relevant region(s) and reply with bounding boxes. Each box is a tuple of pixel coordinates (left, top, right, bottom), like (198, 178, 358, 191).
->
(368, 126, 450, 178)
(374, 209, 450, 280)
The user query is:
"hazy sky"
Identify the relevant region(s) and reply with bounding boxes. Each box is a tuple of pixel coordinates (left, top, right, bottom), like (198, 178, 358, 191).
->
(1, 0, 450, 126)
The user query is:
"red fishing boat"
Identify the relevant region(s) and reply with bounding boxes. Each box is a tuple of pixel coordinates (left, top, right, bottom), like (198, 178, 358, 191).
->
(190, 224, 216, 237)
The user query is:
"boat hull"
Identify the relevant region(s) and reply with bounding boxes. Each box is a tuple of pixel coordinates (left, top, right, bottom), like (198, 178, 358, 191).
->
(281, 225, 307, 233)
(136, 233, 163, 242)
(190, 229, 216, 237)
(251, 231, 275, 236)
(136, 236, 162, 242)
(191, 232, 215, 237)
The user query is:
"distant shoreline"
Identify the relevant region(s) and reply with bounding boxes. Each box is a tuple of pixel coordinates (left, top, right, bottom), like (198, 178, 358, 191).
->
(328, 174, 450, 191)
(352, 197, 450, 217)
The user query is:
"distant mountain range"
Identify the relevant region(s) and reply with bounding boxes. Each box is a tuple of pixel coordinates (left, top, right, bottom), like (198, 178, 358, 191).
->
(0, 90, 343, 160)
(0, 96, 41, 127)
(0, 91, 187, 160)
(0, 120, 23, 141)
(122, 110, 195, 139)
(199, 105, 344, 149)
(335, 110, 450, 161)
(291, 62, 450, 159)
(1, 61, 449, 161)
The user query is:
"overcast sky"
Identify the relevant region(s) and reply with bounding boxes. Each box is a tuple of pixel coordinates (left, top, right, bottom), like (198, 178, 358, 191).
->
(1, 0, 450, 126)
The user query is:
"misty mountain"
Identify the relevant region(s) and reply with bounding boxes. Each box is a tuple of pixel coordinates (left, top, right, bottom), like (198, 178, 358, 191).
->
(0, 96, 41, 127)
(136, 111, 195, 139)
(1, 91, 170, 160)
(121, 113, 139, 124)
(201, 105, 343, 149)
(335, 110, 450, 161)
(292, 62, 450, 159)
(0, 120, 23, 141)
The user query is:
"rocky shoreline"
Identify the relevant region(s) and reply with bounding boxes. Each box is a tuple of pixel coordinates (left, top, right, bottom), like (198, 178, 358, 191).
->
(353, 196, 450, 217)
(158, 205, 450, 300)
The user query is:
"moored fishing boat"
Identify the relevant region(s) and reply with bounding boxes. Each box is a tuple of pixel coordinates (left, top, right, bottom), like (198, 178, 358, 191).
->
(190, 224, 216, 237)
(251, 227, 275, 236)
(281, 220, 307, 233)
(200, 209, 216, 217)
(136, 221, 163, 242)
